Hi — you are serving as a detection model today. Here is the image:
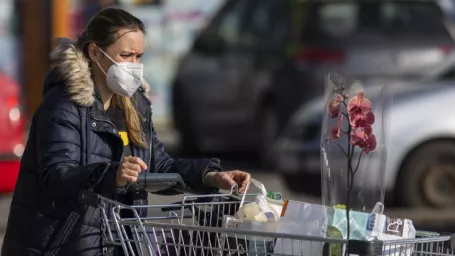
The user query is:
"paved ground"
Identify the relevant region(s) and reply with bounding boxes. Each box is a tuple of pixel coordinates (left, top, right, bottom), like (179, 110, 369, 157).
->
(0, 196, 7, 247)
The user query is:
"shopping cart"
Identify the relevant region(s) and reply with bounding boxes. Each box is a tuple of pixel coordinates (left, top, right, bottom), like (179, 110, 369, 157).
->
(79, 173, 455, 256)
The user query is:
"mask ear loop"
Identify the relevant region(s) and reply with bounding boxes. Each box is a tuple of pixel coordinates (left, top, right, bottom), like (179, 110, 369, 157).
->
(96, 61, 108, 76)
(97, 46, 117, 65)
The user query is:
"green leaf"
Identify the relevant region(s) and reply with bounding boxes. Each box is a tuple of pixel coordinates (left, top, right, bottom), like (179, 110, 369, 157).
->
(333, 204, 347, 210)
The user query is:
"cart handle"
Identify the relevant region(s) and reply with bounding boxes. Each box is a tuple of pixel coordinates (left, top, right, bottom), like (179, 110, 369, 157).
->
(131, 172, 187, 192)
(79, 173, 187, 207)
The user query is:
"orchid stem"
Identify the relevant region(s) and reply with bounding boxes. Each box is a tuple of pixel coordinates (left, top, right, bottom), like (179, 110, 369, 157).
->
(344, 90, 353, 256)
(334, 142, 348, 158)
(346, 134, 353, 256)
(353, 151, 364, 176)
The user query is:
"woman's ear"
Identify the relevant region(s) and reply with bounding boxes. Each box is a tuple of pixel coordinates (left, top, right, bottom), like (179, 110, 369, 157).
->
(87, 43, 101, 63)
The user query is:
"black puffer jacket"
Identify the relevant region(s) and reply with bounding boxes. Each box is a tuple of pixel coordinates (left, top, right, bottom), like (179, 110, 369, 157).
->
(1, 42, 220, 256)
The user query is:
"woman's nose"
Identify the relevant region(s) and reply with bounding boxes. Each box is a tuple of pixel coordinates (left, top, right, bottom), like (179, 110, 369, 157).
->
(132, 57, 141, 63)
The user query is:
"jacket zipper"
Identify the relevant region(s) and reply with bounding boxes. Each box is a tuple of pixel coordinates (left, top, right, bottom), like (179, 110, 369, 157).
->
(90, 115, 118, 256)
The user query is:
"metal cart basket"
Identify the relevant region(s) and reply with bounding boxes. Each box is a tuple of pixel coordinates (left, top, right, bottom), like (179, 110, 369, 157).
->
(79, 173, 455, 256)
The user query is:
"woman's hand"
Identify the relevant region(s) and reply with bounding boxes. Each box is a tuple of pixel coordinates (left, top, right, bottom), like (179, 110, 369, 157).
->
(116, 156, 148, 186)
(204, 170, 251, 193)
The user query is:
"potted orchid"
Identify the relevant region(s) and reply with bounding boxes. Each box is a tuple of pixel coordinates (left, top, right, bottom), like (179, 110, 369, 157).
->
(320, 73, 387, 250)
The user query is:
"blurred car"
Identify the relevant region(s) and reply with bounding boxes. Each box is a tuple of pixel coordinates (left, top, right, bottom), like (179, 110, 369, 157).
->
(275, 52, 455, 208)
(172, 0, 454, 164)
(0, 72, 25, 193)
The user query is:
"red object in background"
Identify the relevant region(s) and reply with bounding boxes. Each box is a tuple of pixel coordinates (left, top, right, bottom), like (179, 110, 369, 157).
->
(295, 47, 345, 64)
(0, 72, 26, 193)
(0, 161, 20, 193)
(0, 73, 25, 158)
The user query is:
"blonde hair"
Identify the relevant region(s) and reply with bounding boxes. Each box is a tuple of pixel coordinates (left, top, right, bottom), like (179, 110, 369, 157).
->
(111, 94, 148, 148)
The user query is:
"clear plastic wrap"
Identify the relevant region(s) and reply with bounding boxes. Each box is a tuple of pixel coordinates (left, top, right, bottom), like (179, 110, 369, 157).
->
(320, 73, 390, 213)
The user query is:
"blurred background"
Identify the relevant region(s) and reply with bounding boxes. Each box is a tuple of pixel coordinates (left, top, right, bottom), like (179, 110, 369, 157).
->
(1, 0, 455, 246)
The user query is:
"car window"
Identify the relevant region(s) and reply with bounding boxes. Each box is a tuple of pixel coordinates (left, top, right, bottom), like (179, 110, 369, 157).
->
(217, 0, 285, 48)
(203, 0, 289, 49)
(215, 0, 254, 48)
(317, 3, 358, 38)
(378, 2, 447, 35)
(302, 1, 449, 43)
(247, 0, 290, 48)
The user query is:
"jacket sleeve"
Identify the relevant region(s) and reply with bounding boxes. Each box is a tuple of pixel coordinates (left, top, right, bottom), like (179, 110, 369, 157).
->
(151, 124, 221, 194)
(36, 106, 119, 201)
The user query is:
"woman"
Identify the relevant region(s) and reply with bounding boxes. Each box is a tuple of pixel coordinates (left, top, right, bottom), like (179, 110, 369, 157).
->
(1, 8, 250, 256)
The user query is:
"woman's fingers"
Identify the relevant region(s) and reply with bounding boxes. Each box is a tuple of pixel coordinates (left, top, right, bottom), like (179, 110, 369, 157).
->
(125, 156, 148, 170)
(121, 161, 142, 173)
(205, 170, 252, 192)
(225, 170, 251, 192)
(220, 172, 237, 189)
(117, 156, 148, 185)
(238, 172, 251, 193)
(119, 168, 139, 182)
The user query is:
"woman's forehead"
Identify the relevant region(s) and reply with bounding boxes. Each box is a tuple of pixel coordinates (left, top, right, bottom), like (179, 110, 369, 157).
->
(110, 28, 144, 53)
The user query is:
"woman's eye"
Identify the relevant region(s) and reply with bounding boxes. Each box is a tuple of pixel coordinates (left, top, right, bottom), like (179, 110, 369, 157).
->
(120, 53, 142, 62)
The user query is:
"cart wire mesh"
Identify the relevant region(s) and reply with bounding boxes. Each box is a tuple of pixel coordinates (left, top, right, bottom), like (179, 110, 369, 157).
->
(95, 190, 455, 256)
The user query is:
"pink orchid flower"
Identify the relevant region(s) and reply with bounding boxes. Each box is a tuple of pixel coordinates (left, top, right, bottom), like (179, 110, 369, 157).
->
(347, 92, 374, 127)
(331, 115, 343, 140)
(329, 95, 342, 118)
(349, 111, 375, 127)
(347, 92, 372, 114)
(350, 127, 377, 153)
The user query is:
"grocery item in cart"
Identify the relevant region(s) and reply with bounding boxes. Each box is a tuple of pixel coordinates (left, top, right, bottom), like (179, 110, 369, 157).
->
(328, 207, 416, 241)
(328, 207, 416, 256)
(274, 200, 328, 256)
(219, 179, 284, 255)
(235, 193, 283, 222)
(275, 200, 416, 256)
(234, 178, 283, 222)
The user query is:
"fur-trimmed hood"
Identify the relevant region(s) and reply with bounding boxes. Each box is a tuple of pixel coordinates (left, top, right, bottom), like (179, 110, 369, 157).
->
(45, 38, 150, 107)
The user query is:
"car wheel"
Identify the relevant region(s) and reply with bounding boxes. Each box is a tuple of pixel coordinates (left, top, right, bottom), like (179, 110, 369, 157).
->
(258, 107, 278, 169)
(397, 141, 455, 208)
(172, 82, 199, 157)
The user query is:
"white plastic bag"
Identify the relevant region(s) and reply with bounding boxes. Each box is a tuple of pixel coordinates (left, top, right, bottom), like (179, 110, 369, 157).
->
(274, 201, 328, 256)
(235, 178, 284, 222)
(218, 179, 283, 255)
